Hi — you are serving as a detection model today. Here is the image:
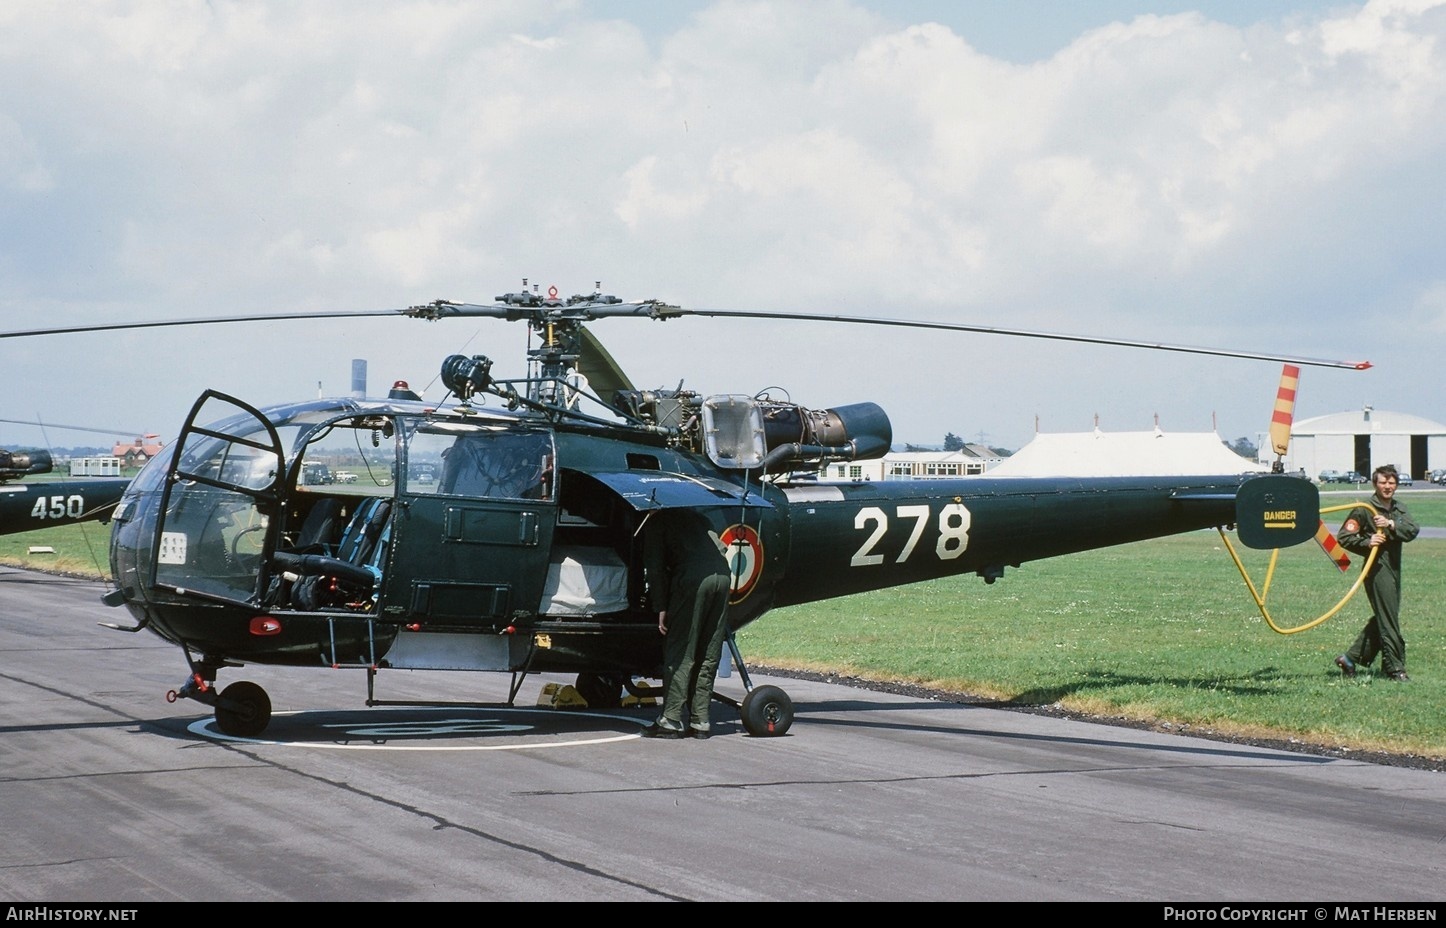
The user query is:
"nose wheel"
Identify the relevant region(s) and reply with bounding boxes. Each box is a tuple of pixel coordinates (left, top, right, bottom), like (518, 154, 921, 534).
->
(167, 656, 271, 737)
(214, 681, 272, 737)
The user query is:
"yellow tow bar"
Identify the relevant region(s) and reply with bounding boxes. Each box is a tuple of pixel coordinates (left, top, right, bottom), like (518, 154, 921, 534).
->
(1218, 501, 1380, 635)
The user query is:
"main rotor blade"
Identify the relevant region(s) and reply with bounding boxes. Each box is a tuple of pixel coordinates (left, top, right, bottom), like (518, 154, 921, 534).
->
(0, 298, 1372, 372)
(0, 418, 149, 437)
(0, 309, 408, 340)
(675, 308, 1372, 371)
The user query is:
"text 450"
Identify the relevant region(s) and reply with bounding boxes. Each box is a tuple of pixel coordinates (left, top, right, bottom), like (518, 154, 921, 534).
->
(30, 495, 87, 520)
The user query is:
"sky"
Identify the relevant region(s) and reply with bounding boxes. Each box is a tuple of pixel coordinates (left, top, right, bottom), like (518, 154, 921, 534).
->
(2, 0, 1444, 459)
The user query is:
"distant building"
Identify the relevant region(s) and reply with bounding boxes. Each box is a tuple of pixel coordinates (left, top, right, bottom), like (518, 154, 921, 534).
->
(70, 456, 122, 477)
(1279, 408, 1446, 481)
(112, 434, 165, 469)
(820, 444, 1003, 482)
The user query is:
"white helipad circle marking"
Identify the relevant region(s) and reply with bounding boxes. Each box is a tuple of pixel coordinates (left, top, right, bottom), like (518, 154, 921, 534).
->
(188, 708, 648, 751)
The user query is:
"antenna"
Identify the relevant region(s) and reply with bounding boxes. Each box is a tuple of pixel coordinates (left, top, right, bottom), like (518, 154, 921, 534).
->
(351, 359, 367, 399)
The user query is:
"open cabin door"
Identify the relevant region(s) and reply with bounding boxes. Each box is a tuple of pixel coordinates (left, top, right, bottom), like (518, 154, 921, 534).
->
(152, 390, 284, 604)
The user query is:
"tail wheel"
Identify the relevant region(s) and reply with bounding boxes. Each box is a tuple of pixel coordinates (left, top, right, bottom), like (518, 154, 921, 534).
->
(740, 684, 793, 737)
(215, 681, 272, 737)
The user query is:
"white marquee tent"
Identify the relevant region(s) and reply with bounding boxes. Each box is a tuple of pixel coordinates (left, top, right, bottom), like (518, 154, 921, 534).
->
(988, 428, 1265, 477)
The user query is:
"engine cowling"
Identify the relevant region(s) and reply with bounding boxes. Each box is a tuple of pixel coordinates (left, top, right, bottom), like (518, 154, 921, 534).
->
(701, 396, 892, 472)
(0, 449, 52, 480)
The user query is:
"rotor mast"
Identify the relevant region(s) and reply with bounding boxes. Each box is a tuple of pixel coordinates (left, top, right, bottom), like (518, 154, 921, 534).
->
(406, 280, 680, 408)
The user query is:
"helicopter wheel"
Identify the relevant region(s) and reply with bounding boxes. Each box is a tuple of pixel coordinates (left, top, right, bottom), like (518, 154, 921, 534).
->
(214, 681, 272, 737)
(740, 684, 793, 737)
(574, 673, 623, 709)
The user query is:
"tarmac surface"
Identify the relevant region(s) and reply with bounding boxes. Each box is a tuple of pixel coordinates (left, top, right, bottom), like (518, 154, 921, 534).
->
(1, 566, 1443, 902)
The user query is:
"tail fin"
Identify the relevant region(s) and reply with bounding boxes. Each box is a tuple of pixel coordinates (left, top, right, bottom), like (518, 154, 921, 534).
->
(1235, 474, 1318, 549)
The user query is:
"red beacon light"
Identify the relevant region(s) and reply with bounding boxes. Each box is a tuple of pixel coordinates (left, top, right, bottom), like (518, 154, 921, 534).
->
(388, 380, 422, 401)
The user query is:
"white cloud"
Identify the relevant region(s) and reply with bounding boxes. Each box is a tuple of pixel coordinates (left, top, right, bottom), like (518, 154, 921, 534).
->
(1414, 280, 1446, 332)
(0, 114, 53, 192)
(1, 0, 1443, 453)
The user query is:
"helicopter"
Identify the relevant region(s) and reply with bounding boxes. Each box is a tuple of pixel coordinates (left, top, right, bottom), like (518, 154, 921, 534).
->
(0, 421, 135, 538)
(1, 284, 1364, 739)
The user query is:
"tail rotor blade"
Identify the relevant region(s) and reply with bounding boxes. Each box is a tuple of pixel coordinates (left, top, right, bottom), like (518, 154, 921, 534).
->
(1267, 364, 1300, 467)
(1314, 520, 1352, 573)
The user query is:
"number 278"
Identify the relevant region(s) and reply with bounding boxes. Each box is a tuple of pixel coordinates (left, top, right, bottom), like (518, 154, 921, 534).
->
(850, 503, 971, 566)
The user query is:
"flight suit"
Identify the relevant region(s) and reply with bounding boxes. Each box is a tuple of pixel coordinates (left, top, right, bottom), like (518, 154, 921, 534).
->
(644, 509, 732, 733)
(1336, 494, 1419, 676)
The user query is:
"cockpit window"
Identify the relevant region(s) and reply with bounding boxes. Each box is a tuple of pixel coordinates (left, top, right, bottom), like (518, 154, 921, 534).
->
(293, 416, 398, 496)
(408, 424, 553, 501)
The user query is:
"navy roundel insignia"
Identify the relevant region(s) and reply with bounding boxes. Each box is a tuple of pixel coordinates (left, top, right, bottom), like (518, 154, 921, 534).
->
(721, 523, 763, 604)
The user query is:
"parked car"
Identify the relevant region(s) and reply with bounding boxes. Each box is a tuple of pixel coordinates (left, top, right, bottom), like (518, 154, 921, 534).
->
(1397, 472, 1414, 486)
(1345, 471, 1368, 484)
(300, 461, 333, 485)
(1318, 469, 1348, 483)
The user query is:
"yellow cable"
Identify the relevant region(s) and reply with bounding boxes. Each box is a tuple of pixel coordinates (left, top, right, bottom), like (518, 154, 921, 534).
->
(1219, 500, 1380, 635)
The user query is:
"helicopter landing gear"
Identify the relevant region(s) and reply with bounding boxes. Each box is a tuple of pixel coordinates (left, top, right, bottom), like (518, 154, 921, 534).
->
(740, 684, 793, 737)
(714, 632, 794, 737)
(214, 681, 272, 737)
(573, 672, 623, 709)
(167, 662, 273, 737)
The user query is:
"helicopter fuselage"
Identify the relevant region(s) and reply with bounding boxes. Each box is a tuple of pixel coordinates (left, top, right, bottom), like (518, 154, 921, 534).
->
(1, 447, 129, 537)
(102, 386, 1270, 694)
(1, 478, 129, 536)
(2, 288, 1348, 739)
(105, 391, 783, 680)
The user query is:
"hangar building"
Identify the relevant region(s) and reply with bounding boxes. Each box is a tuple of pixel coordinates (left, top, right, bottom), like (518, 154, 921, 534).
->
(1279, 407, 1446, 482)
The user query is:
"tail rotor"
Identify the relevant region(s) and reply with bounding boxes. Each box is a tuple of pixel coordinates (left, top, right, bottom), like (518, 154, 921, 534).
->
(1266, 364, 1299, 474)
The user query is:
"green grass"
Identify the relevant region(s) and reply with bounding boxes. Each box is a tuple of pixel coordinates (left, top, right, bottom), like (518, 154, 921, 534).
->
(1320, 486, 1446, 525)
(6, 489, 1445, 760)
(739, 526, 1446, 761)
(1, 521, 116, 576)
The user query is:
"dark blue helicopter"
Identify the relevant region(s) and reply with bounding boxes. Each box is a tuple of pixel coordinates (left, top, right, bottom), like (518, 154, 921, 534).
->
(5, 285, 1358, 737)
(1, 439, 131, 539)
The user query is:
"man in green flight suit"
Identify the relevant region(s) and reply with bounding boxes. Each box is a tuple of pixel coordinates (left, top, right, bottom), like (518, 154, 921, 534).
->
(641, 508, 733, 739)
(1334, 464, 1420, 682)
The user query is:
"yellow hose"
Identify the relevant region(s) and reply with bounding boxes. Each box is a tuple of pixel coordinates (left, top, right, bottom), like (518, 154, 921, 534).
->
(1219, 500, 1380, 635)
